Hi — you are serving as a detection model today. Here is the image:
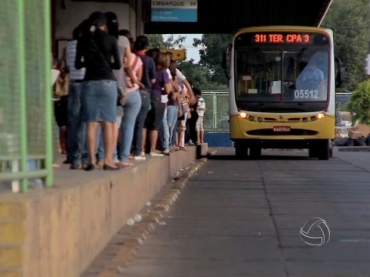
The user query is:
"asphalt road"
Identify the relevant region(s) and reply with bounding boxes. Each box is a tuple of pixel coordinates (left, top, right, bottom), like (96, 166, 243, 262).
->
(118, 148, 370, 277)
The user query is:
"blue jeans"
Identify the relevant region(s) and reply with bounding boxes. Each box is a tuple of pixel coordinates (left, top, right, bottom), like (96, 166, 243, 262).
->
(167, 105, 178, 148)
(67, 82, 88, 166)
(160, 106, 170, 150)
(119, 90, 142, 162)
(132, 89, 150, 156)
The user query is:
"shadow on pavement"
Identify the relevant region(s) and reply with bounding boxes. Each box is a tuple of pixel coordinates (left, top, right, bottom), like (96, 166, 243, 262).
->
(209, 148, 312, 161)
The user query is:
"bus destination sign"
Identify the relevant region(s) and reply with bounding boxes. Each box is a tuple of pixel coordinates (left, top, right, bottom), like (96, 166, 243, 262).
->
(253, 33, 312, 44)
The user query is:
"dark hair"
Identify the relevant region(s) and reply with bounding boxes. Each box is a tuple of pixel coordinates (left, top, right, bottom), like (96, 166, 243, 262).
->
(134, 35, 149, 51)
(72, 26, 80, 40)
(79, 13, 106, 55)
(193, 87, 202, 96)
(78, 19, 91, 39)
(54, 58, 69, 78)
(118, 29, 134, 45)
(155, 52, 170, 70)
(88, 11, 106, 36)
(166, 51, 174, 59)
(118, 29, 130, 37)
(146, 48, 160, 59)
(105, 12, 119, 38)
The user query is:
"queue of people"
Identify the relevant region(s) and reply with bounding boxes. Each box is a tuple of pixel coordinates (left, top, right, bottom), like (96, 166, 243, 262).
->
(52, 11, 206, 171)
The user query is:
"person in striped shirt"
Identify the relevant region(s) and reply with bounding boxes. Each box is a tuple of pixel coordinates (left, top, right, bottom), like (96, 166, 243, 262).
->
(65, 21, 88, 169)
(195, 88, 206, 144)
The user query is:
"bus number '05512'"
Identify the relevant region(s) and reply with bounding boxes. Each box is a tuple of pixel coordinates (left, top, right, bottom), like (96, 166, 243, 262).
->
(294, 90, 319, 99)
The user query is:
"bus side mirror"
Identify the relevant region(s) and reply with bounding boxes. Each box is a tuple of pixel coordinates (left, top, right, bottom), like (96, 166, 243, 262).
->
(222, 52, 227, 69)
(222, 44, 232, 79)
(335, 57, 346, 87)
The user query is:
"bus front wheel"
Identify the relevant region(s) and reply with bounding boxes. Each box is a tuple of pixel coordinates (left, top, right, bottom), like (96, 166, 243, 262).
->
(235, 143, 248, 159)
(308, 147, 318, 158)
(318, 139, 331, 160)
(249, 146, 261, 159)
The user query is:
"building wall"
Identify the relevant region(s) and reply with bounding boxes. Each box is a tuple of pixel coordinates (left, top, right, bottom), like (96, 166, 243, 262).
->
(54, 0, 143, 56)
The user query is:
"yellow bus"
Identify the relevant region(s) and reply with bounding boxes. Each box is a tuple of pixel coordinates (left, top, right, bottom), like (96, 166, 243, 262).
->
(223, 26, 345, 160)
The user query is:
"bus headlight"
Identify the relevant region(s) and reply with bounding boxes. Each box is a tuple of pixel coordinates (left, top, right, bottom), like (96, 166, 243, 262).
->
(316, 113, 325, 119)
(311, 113, 325, 121)
(239, 112, 247, 119)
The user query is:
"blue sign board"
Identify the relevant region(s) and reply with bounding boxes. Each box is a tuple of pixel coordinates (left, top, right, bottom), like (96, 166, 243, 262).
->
(151, 0, 198, 22)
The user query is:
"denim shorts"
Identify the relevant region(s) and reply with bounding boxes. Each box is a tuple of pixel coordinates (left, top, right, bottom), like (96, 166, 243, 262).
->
(81, 80, 117, 123)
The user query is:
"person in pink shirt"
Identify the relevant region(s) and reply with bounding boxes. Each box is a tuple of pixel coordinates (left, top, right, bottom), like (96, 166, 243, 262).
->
(118, 30, 143, 167)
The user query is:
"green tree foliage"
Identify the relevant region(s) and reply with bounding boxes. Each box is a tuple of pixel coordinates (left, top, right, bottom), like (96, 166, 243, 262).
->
(177, 60, 227, 90)
(322, 0, 370, 91)
(145, 34, 229, 90)
(347, 79, 370, 124)
(193, 34, 232, 88)
(146, 34, 186, 49)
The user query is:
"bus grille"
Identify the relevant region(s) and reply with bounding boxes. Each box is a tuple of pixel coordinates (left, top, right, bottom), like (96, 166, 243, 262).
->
(247, 129, 318, 136)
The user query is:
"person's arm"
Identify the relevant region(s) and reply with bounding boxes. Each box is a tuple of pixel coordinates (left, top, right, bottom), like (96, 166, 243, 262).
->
(149, 58, 156, 84)
(61, 47, 67, 62)
(183, 78, 194, 98)
(136, 63, 143, 83)
(176, 69, 195, 100)
(110, 38, 121, 70)
(124, 47, 136, 86)
(172, 78, 180, 92)
(163, 71, 172, 94)
(177, 95, 183, 117)
(74, 40, 84, 69)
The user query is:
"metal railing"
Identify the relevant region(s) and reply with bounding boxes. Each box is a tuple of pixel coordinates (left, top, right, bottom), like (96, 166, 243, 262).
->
(0, 0, 53, 193)
(201, 91, 229, 133)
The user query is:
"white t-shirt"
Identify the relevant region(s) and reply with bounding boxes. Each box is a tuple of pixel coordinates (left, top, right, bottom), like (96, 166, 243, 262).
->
(166, 68, 186, 82)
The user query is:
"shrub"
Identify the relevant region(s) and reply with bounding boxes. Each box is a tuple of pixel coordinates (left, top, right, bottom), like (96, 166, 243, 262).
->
(347, 79, 370, 125)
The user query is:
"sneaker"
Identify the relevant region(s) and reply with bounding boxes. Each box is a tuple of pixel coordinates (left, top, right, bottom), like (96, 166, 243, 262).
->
(188, 140, 195, 146)
(140, 151, 146, 157)
(134, 156, 146, 161)
(150, 152, 164, 157)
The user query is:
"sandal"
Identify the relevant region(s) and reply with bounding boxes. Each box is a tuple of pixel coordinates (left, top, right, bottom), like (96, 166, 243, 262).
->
(120, 162, 134, 167)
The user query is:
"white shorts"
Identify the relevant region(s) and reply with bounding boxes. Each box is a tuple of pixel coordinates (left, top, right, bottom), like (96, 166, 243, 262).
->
(196, 117, 204, 131)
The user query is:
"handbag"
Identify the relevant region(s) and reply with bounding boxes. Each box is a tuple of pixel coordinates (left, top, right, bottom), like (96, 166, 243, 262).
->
(54, 74, 70, 97)
(90, 38, 126, 106)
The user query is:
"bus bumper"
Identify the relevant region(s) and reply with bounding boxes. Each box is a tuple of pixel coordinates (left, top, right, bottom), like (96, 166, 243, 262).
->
(230, 113, 335, 147)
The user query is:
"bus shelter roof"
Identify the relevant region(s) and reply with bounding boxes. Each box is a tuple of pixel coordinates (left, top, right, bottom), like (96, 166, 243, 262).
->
(143, 0, 332, 34)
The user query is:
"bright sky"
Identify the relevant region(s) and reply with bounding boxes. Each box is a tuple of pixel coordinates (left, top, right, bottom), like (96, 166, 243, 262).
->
(164, 34, 203, 62)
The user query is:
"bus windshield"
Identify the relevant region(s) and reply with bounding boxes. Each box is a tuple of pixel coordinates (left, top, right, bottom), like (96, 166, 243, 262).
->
(234, 32, 330, 107)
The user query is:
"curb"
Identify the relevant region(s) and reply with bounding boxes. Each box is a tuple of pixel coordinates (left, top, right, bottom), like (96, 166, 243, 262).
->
(336, 146, 370, 152)
(82, 156, 208, 277)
